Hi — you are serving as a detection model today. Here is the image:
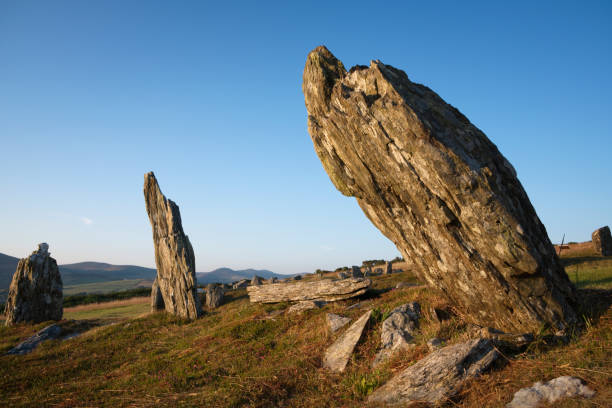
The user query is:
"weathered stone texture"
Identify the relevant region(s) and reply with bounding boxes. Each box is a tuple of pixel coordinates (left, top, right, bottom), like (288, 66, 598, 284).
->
(150, 277, 165, 311)
(7, 324, 62, 355)
(5, 243, 63, 325)
(323, 310, 372, 372)
(373, 302, 420, 366)
(592, 226, 612, 256)
(246, 278, 370, 303)
(507, 376, 595, 408)
(368, 339, 499, 405)
(144, 172, 201, 320)
(326, 313, 351, 332)
(205, 285, 224, 309)
(303, 46, 577, 333)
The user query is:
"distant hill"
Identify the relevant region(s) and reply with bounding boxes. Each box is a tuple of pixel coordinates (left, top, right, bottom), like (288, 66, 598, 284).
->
(196, 268, 297, 284)
(0, 252, 298, 292)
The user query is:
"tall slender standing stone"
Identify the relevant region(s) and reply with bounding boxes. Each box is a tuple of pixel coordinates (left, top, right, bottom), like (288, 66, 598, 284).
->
(144, 172, 201, 320)
(302, 46, 577, 333)
(592, 226, 612, 256)
(5, 243, 63, 325)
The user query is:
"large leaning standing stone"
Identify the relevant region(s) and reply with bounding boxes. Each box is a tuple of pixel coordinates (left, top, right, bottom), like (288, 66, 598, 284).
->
(592, 226, 612, 256)
(144, 172, 201, 320)
(5, 243, 63, 325)
(368, 339, 499, 406)
(302, 46, 577, 333)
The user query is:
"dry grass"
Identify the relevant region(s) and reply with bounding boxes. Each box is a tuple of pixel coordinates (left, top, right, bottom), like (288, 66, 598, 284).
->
(0, 256, 610, 407)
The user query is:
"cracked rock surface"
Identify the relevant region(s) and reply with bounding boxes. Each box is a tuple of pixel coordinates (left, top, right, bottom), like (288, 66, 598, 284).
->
(302, 46, 577, 333)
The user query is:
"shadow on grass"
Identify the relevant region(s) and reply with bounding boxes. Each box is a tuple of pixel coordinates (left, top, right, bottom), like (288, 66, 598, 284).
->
(561, 255, 607, 267)
(577, 288, 612, 325)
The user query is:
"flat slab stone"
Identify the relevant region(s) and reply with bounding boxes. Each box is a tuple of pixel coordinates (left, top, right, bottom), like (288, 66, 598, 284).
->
(7, 324, 62, 355)
(246, 278, 370, 303)
(323, 310, 372, 372)
(368, 339, 499, 405)
(326, 313, 351, 332)
(507, 376, 595, 408)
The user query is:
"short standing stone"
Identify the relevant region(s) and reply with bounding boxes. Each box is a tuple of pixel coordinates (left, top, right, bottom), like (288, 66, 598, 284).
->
(384, 261, 392, 275)
(326, 313, 351, 332)
(368, 339, 499, 405)
(144, 172, 201, 320)
(592, 226, 612, 256)
(337, 271, 348, 279)
(373, 302, 420, 367)
(507, 376, 595, 408)
(350, 266, 363, 278)
(233, 279, 249, 289)
(4, 243, 63, 325)
(323, 310, 372, 372)
(205, 285, 224, 309)
(250, 275, 263, 286)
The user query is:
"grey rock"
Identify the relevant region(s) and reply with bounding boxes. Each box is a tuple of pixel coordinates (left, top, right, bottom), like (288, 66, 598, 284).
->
(4, 243, 63, 325)
(592, 226, 612, 256)
(326, 313, 351, 332)
(246, 278, 370, 303)
(302, 46, 577, 333)
(427, 337, 443, 351)
(507, 376, 595, 408)
(144, 172, 201, 320)
(205, 285, 224, 309)
(265, 277, 278, 284)
(232, 279, 249, 289)
(384, 261, 392, 275)
(350, 266, 363, 278)
(368, 338, 499, 405)
(337, 271, 348, 279)
(292, 274, 302, 281)
(250, 275, 263, 286)
(373, 302, 420, 367)
(7, 324, 62, 355)
(323, 310, 372, 372)
(287, 300, 326, 314)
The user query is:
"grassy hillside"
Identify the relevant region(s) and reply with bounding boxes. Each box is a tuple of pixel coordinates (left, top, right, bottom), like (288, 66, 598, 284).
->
(0, 255, 610, 407)
(63, 279, 153, 296)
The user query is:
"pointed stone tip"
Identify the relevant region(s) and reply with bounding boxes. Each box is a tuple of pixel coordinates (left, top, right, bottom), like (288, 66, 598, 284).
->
(303, 46, 347, 112)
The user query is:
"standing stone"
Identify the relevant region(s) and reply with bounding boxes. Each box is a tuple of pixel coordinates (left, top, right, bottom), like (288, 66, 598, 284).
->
(323, 310, 372, 372)
(368, 339, 499, 405)
(384, 261, 392, 275)
(592, 226, 612, 256)
(303, 46, 577, 333)
(144, 172, 201, 320)
(250, 275, 263, 286)
(350, 266, 363, 278)
(337, 271, 348, 279)
(205, 285, 224, 309)
(373, 302, 421, 366)
(233, 279, 249, 289)
(150, 277, 165, 311)
(5, 243, 63, 325)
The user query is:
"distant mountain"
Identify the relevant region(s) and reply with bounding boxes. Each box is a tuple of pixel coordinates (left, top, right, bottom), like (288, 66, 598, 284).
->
(59, 262, 157, 286)
(0, 252, 299, 291)
(196, 268, 297, 284)
(0, 253, 20, 289)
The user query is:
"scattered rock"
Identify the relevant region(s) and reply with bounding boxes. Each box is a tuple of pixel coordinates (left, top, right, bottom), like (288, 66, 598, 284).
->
(350, 266, 363, 278)
(150, 277, 165, 311)
(368, 339, 499, 405)
(292, 274, 302, 281)
(471, 326, 534, 347)
(507, 376, 596, 408)
(337, 271, 348, 279)
(302, 46, 577, 333)
(373, 302, 420, 367)
(265, 277, 278, 284)
(427, 337, 443, 351)
(326, 313, 351, 332)
(246, 278, 370, 303)
(592, 226, 612, 256)
(287, 300, 326, 314)
(233, 279, 249, 289)
(250, 275, 263, 286)
(205, 285, 224, 309)
(4, 243, 63, 325)
(323, 310, 372, 372)
(6, 324, 62, 355)
(346, 302, 362, 310)
(144, 172, 201, 320)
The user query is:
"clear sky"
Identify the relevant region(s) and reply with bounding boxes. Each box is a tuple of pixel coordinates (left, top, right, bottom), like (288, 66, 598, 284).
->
(1, 1, 610, 274)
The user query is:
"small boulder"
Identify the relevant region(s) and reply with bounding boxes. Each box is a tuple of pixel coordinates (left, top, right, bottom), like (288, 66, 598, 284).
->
(507, 376, 595, 408)
(373, 302, 420, 367)
(326, 313, 351, 332)
(337, 271, 348, 279)
(287, 300, 325, 314)
(323, 310, 372, 372)
(350, 266, 363, 278)
(205, 285, 224, 309)
(592, 226, 612, 256)
(250, 275, 263, 286)
(368, 339, 499, 405)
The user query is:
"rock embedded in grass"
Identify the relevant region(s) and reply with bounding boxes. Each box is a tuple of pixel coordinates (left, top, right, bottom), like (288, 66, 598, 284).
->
(506, 376, 595, 408)
(7, 324, 62, 355)
(326, 313, 351, 332)
(144, 172, 201, 320)
(302, 45, 577, 334)
(5, 243, 63, 325)
(323, 310, 372, 372)
(368, 338, 499, 405)
(372, 302, 420, 367)
(287, 300, 326, 314)
(246, 277, 370, 303)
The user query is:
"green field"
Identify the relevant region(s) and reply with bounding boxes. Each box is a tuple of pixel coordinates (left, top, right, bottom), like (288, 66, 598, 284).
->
(63, 279, 152, 296)
(63, 299, 150, 320)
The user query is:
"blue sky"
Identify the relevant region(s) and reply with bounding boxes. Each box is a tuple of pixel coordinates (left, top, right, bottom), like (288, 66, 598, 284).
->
(1, 1, 610, 273)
